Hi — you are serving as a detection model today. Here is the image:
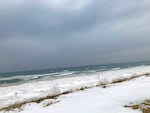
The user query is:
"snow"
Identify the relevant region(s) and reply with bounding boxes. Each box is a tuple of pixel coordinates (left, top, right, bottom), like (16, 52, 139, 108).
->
(5, 75, 150, 113)
(0, 66, 150, 113)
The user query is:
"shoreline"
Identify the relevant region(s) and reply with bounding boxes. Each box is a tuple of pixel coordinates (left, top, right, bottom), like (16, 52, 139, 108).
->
(1, 73, 150, 112)
(0, 66, 150, 112)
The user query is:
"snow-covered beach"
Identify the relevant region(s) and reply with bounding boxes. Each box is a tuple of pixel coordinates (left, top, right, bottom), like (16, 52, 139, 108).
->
(1, 0, 150, 112)
(0, 66, 150, 113)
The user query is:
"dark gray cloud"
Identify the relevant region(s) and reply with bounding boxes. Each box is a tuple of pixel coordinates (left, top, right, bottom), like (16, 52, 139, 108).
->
(0, 0, 150, 72)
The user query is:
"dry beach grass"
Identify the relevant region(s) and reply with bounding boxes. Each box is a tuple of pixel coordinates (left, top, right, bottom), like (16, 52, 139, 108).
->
(125, 100, 150, 113)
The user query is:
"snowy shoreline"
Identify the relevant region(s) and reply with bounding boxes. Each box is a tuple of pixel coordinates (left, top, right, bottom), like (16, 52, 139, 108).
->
(0, 66, 150, 111)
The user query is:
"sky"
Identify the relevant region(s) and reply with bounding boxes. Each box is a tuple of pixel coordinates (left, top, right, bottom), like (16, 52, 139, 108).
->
(0, 0, 150, 72)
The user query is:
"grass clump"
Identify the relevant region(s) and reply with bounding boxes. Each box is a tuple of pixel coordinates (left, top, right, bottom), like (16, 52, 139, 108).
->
(125, 99, 150, 113)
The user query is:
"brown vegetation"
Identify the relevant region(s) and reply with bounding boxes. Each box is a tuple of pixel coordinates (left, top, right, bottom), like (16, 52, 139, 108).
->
(112, 74, 147, 84)
(125, 100, 150, 113)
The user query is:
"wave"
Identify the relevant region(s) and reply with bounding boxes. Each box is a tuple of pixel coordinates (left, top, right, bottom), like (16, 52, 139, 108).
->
(0, 70, 78, 85)
(111, 68, 121, 70)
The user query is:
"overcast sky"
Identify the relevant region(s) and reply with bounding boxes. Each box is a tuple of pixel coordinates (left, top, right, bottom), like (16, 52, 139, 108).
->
(0, 0, 150, 72)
